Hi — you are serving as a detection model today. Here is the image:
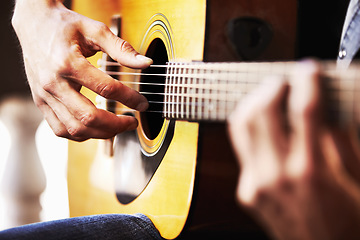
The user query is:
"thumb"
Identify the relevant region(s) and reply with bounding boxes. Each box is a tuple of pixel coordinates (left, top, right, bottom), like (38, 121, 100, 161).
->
(92, 22, 153, 69)
(104, 33, 153, 69)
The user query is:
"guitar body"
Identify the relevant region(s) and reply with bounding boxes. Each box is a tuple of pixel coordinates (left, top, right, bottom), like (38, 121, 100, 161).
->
(67, 0, 297, 239)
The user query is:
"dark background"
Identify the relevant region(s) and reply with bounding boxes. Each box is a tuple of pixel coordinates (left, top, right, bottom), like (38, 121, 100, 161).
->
(0, 0, 352, 100)
(297, 0, 351, 59)
(0, 0, 30, 100)
(0, 0, 72, 101)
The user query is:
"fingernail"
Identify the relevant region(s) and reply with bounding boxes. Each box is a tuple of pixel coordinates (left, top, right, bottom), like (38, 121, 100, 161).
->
(136, 54, 153, 65)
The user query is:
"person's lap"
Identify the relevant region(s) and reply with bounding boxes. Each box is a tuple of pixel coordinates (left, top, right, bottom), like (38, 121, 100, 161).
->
(0, 213, 163, 240)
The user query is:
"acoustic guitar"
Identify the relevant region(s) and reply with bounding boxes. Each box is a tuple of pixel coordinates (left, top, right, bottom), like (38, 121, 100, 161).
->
(68, 0, 298, 239)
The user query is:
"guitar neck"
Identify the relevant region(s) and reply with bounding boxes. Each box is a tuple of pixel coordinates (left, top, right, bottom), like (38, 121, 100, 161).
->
(163, 61, 360, 125)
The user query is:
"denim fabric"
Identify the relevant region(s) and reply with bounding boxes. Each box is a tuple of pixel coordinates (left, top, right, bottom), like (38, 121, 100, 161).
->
(337, 0, 360, 67)
(0, 214, 163, 240)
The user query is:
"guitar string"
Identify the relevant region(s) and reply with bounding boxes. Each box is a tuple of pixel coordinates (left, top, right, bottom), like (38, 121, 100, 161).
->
(98, 61, 356, 118)
(108, 108, 239, 116)
(100, 59, 346, 87)
(102, 95, 348, 116)
(104, 70, 287, 83)
(109, 77, 260, 89)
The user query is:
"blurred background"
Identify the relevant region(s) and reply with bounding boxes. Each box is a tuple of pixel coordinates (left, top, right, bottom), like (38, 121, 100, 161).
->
(0, 0, 351, 232)
(0, 0, 70, 230)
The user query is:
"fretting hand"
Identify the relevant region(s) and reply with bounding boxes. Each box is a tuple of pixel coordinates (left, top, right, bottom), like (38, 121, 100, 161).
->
(228, 61, 360, 240)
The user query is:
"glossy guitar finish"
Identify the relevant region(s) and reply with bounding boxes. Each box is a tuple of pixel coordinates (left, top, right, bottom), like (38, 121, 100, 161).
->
(67, 0, 297, 239)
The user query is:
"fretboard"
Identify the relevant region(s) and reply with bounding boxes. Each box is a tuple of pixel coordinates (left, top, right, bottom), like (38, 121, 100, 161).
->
(163, 61, 360, 125)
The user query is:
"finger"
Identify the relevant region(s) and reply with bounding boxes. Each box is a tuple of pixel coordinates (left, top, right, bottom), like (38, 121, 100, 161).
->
(37, 99, 91, 141)
(325, 129, 360, 184)
(228, 77, 289, 205)
(61, 55, 149, 112)
(103, 35, 153, 69)
(228, 76, 289, 162)
(47, 79, 139, 132)
(37, 100, 73, 139)
(287, 60, 323, 173)
(81, 21, 153, 69)
(39, 90, 136, 141)
(289, 60, 323, 135)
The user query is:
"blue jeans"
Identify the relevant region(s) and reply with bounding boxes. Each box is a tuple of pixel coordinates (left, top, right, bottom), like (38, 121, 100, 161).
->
(0, 214, 163, 240)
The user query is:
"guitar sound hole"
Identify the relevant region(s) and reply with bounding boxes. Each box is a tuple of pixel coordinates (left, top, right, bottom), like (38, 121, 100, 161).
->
(140, 39, 168, 140)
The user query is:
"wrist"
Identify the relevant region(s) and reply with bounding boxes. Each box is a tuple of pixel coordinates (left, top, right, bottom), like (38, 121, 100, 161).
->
(12, 0, 65, 34)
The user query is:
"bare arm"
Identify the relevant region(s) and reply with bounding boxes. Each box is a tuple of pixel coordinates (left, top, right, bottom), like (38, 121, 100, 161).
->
(228, 61, 360, 240)
(12, 0, 153, 141)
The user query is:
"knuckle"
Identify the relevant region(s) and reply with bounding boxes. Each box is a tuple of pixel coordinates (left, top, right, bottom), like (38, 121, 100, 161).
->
(238, 183, 268, 209)
(97, 82, 118, 99)
(97, 22, 110, 36)
(286, 159, 315, 184)
(120, 40, 133, 52)
(66, 125, 87, 138)
(55, 53, 76, 77)
(232, 102, 256, 128)
(33, 97, 46, 109)
(41, 79, 57, 94)
(79, 110, 98, 127)
(116, 39, 134, 54)
(53, 127, 69, 138)
(238, 169, 288, 209)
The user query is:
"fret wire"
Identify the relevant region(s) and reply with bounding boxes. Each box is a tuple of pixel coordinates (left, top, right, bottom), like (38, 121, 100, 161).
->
(180, 63, 185, 119)
(171, 64, 176, 117)
(183, 64, 187, 118)
(169, 63, 176, 118)
(177, 63, 181, 118)
(227, 65, 236, 119)
(213, 68, 219, 120)
(171, 63, 176, 118)
(164, 64, 170, 118)
(191, 67, 196, 120)
(175, 63, 180, 119)
(198, 67, 203, 120)
(221, 68, 227, 120)
(179, 63, 184, 119)
(207, 68, 212, 119)
(173, 62, 178, 119)
(201, 67, 206, 120)
(170, 64, 176, 118)
(186, 66, 190, 119)
(166, 63, 171, 118)
(166, 62, 171, 119)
